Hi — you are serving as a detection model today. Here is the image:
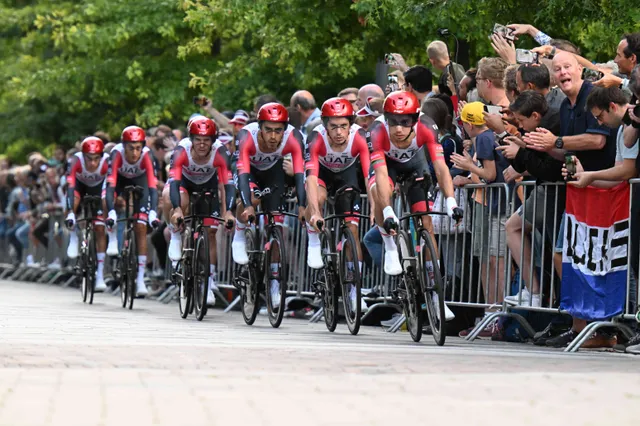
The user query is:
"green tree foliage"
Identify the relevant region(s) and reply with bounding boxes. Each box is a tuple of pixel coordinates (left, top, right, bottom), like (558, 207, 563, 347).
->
(1, 0, 639, 162)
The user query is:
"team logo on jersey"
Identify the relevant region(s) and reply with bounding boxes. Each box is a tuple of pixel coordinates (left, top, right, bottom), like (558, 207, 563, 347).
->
(389, 149, 417, 161)
(79, 173, 104, 183)
(120, 165, 141, 175)
(253, 154, 277, 165)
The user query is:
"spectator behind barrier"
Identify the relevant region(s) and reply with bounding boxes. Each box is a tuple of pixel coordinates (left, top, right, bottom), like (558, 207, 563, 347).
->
(403, 65, 433, 104)
(516, 64, 566, 111)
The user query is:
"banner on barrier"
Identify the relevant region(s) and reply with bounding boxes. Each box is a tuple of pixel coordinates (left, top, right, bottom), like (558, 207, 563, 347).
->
(561, 182, 630, 320)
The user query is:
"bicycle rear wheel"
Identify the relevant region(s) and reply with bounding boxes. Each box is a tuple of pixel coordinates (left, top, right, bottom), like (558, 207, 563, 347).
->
(397, 230, 422, 342)
(419, 229, 446, 346)
(320, 229, 338, 332)
(85, 229, 97, 305)
(265, 226, 287, 328)
(240, 228, 260, 325)
(127, 233, 137, 310)
(193, 229, 210, 321)
(339, 226, 361, 336)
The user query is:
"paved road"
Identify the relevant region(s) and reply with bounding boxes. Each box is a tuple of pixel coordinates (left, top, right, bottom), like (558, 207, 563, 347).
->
(0, 280, 638, 426)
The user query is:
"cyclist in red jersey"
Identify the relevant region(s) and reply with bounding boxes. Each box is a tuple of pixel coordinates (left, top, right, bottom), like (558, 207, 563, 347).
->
(65, 137, 109, 291)
(369, 91, 463, 276)
(104, 126, 159, 297)
(232, 102, 306, 307)
(305, 98, 372, 311)
(163, 116, 235, 305)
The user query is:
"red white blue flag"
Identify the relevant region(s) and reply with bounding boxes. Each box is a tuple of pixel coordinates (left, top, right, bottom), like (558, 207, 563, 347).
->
(561, 182, 630, 320)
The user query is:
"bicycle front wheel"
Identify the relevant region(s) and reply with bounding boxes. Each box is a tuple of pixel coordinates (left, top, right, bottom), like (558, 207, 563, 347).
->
(193, 229, 210, 321)
(397, 230, 422, 342)
(419, 229, 446, 346)
(265, 226, 287, 328)
(240, 228, 260, 325)
(320, 228, 338, 332)
(339, 226, 361, 336)
(85, 228, 97, 305)
(127, 233, 137, 310)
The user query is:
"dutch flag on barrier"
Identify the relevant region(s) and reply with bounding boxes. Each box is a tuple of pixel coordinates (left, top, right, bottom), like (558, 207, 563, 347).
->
(561, 182, 630, 321)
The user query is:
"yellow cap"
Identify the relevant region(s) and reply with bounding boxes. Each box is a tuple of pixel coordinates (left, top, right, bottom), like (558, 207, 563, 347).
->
(460, 102, 485, 126)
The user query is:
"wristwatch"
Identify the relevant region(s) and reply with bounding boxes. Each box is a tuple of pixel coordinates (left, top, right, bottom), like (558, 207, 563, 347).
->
(555, 136, 564, 149)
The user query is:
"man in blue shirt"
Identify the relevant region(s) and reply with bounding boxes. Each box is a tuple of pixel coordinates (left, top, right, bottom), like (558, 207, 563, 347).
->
(524, 51, 618, 348)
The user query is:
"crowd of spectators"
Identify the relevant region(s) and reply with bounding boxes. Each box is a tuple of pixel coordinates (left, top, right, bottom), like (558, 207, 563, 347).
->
(1, 23, 639, 354)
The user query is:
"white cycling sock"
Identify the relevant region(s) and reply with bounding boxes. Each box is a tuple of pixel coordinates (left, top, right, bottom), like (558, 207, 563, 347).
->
(97, 253, 105, 279)
(306, 223, 321, 247)
(233, 220, 246, 243)
(378, 225, 397, 252)
(137, 255, 146, 280)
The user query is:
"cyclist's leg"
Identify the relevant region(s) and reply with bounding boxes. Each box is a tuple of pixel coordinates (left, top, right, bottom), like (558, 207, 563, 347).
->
(131, 175, 150, 295)
(105, 178, 124, 256)
(370, 162, 402, 275)
(232, 167, 261, 264)
(305, 167, 329, 269)
(90, 185, 107, 290)
(67, 186, 83, 258)
(165, 180, 191, 262)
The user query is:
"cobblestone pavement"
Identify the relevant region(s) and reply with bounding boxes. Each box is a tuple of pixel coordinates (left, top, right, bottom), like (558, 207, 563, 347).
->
(0, 280, 638, 426)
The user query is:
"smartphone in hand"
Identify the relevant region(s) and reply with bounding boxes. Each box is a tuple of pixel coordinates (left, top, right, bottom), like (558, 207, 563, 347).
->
(492, 23, 515, 41)
(564, 153, 577, 181)
(581, 68, 604, 82)
(193, 96, 208, 107)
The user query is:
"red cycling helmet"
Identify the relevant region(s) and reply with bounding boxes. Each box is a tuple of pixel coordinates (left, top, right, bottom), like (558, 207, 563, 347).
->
(257, 102, 288, 123)
(321, 97, 355, 118)
(189, 116, 217, 137)
(383, 91, 420, 115)
(121, 125, 146, 143)
(81, 137, 104, 155)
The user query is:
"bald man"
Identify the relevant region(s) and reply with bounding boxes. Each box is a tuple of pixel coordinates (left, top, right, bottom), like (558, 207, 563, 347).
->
(356, 84, 384, 110)
(427, 40, 465, 97)
(290, 90, 321, 136)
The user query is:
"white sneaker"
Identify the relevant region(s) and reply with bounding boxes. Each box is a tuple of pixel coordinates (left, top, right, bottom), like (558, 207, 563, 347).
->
(168, 236, 182, 262)
(505, 288, 541, 307)
(94, 276, 107, 292)
(384, 249, 402, 276)
(307, 245, 324, 269)
(107, 236, 119, 257)
(26, 255, 35, 266)
(48, 258, 61, 270)
(270, 281, 281, 308)
(232, 241, 249, 265)
(136, 277, 148, 297)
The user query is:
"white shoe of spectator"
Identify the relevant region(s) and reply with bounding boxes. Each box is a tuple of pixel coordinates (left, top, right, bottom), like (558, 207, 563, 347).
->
(94, 277, 107, 293)
(307, 245, 324, 269)
(504, 288, 541, 307)
(107, 236, 119, 257)
(136, 277, 148, 297)
(48, 258, 61, 270)
(232, 241, 249, 265)
(26, 255, 35, 266)
(270, 280, 280, 308)
(168, 234, 182, 262)
(384, 249, 402, 276)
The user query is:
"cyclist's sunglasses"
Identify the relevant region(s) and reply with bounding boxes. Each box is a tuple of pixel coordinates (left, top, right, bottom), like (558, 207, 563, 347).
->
(386, 114, 416, 128)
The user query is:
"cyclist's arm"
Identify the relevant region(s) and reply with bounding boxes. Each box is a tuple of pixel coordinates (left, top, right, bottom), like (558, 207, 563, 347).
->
(284, 128, 307, 207)
(304, 131, 323, 216)
(368, 120, 393, 205)
(168, 147, 187, 209)
(213, 146, 236, 211)
(142, 151, 159, 211)
(105, 150, 122, 211)
(65, 156, 81, 211)
(235, 129, 256, 207)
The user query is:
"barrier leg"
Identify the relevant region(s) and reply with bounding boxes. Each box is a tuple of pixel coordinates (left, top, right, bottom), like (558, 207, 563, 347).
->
(160, 286, 179, 304)
(309, 307, 324, 323)
(387, 314, 406, 333)
(223, 295, 242, 313)
(465, 311, 500, 341)
(564, 321, 635, 353)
